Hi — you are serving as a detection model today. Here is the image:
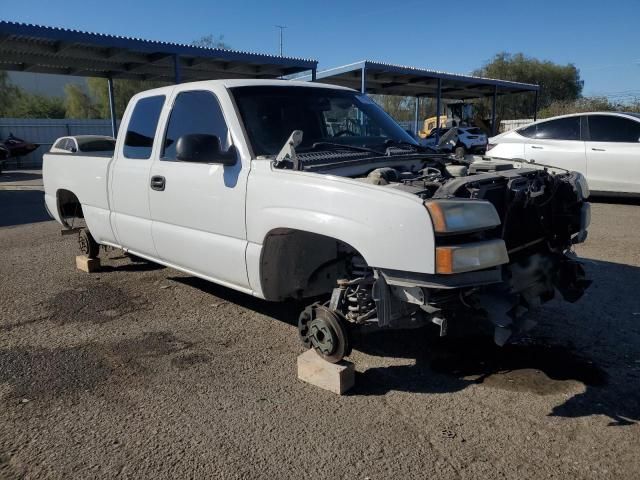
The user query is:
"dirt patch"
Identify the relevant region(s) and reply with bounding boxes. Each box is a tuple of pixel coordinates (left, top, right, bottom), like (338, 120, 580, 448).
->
(42, 283, 150, 325)
(170, 352, 212, 369)
(0, 332, 195, 402)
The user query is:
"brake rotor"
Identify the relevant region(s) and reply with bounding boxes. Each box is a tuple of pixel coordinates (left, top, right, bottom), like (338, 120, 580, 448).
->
(298, 304, 351, 363)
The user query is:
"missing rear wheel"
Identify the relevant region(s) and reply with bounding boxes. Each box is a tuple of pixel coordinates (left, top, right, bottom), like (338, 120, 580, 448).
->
(78, 228, 99, 259)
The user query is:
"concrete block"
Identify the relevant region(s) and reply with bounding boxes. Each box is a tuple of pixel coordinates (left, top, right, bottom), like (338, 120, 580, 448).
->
(297, 348, 355, 395)
(75, 255, 100, 273)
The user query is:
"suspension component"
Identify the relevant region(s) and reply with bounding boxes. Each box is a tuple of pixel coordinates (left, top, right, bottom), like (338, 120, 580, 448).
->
(337, 255, 377, 323)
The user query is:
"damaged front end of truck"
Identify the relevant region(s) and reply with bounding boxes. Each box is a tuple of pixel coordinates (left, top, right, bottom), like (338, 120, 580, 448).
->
(298, 157, 591, 363)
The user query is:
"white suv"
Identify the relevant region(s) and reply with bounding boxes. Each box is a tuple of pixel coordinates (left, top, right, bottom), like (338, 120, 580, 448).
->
(422, 126, 488, 155)
(488, 112, 640, 196)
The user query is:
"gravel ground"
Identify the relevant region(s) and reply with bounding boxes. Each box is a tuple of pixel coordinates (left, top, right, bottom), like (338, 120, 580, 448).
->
(0, 170, 639, 479)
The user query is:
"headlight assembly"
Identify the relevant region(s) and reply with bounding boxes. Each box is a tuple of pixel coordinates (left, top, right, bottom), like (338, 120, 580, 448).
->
(424, 199, 501, 234)
(435, 239, 509, 274)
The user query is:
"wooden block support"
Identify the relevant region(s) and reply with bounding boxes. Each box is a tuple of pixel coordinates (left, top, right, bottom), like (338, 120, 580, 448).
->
(75, 255, 101, 273)
(297, 348, 355, 395)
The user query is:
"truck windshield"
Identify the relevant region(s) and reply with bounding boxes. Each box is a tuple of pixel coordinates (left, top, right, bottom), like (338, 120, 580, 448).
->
(230, 86, 418, 157)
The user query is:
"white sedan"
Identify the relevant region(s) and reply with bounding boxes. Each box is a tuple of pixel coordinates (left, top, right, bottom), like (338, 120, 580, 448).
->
(50, 135, 115, 154)
(487, 112, 640, 196)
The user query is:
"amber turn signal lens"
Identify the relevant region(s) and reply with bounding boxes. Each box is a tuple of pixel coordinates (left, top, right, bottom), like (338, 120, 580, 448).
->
(435, 247, 454, 274)
(425, 202, 447, 232)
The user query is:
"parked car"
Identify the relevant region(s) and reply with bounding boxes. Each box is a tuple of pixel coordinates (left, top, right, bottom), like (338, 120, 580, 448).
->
(50, 135, 115, 154)
(422, 126, 488, 155)
(487, 112, 640, 196)
(43, 80, 590, 363)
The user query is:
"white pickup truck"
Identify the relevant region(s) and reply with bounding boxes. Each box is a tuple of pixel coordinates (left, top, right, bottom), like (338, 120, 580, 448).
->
(43, 79, 591, 362)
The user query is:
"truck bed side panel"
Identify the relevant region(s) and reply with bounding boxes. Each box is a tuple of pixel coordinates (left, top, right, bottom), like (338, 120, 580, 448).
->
(42, 152, 117, 245)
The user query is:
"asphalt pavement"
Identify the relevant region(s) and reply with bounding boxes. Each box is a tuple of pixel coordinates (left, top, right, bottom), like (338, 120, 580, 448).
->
(1, 170, 639, 479)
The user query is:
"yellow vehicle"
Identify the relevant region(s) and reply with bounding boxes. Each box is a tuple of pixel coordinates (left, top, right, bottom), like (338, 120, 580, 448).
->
(418, 115, 447, 138)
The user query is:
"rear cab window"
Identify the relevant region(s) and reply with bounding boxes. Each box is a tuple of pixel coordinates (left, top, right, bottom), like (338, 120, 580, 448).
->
(123, 95, 166, 159)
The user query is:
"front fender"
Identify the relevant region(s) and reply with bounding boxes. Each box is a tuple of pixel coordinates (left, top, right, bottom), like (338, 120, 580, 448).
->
(246, 162, 436, 274)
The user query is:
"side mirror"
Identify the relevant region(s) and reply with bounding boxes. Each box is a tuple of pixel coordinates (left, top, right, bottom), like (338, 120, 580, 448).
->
(70, 146, 77, 153)
(175, 134, 237, 166)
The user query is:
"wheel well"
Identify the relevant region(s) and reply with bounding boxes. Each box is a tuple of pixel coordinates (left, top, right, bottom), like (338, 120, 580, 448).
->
(259, 228, 364, 301)
(56, 189, 84, 228)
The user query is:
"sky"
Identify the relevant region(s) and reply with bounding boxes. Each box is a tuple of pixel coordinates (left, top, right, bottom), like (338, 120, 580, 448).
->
(3, 0, 640, 99)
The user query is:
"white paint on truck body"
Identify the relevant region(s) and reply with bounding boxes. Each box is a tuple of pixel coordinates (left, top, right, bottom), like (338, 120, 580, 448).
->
(43, 80, 439, 298)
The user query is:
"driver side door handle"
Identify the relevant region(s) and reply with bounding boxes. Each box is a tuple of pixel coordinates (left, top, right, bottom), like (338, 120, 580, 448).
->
(150, 175, 166, 191)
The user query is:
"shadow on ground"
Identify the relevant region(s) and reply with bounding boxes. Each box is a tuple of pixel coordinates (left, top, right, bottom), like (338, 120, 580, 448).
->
(170, 257, 640, 426)
(0, 190, 49, 227)
(0, 171, 42, 183)
(169, 276, 306, 325)
(590, 195, 640, 206)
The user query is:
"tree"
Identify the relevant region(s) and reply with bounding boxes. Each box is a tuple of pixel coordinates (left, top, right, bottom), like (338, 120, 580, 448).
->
(86, 78, 168, 119)
(473, 52, 584, 119)
(0, 71, 21, 117)
(191, 34, 230, 49)
(540, 96, 640, 118)
(370, 95, 437, 126)
(64, 83, 101, 119)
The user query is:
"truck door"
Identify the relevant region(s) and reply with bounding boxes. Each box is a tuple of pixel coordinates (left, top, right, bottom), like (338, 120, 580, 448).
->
(585, 114, 640, 194)
(109, 95, 165, 258)
(148, 88, 250, 289)
(523, 116, 586, 174)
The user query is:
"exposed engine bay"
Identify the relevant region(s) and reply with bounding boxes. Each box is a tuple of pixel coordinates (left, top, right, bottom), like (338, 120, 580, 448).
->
(293, 150, 592, 363)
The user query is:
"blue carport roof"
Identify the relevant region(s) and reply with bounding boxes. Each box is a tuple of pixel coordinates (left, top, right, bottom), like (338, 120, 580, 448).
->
(0, 21, 317, 81)
(305, 60, 539, 99)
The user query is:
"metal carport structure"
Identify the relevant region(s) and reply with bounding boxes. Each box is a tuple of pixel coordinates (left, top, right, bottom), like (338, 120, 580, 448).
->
(307, 60, 540, 137)
(0, 21, 318, 137)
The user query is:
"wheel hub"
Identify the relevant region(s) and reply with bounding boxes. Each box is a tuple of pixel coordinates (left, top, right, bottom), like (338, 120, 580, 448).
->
(298, 304, 351, 363)
(308, 319, 337, 356)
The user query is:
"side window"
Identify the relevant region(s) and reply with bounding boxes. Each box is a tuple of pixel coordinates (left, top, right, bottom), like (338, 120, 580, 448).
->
(518, 124, 537, 138)
(162, 90, 229, 161)
(123, 95, 165, 159)
(588, 115, 640, 143)
(534, 117, 580, 140)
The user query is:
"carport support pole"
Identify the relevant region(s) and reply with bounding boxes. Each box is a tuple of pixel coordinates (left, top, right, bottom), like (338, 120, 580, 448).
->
(107, 77, 117, 138)
(359, 65, 367, 133)
(414, 96, 420, 136)
(311, 68, 317, 82)
(173, 54, 182, 84)
(533, 90, 539, 121)
(435, 78, 442, 144)
(491, 85, 498, 136)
